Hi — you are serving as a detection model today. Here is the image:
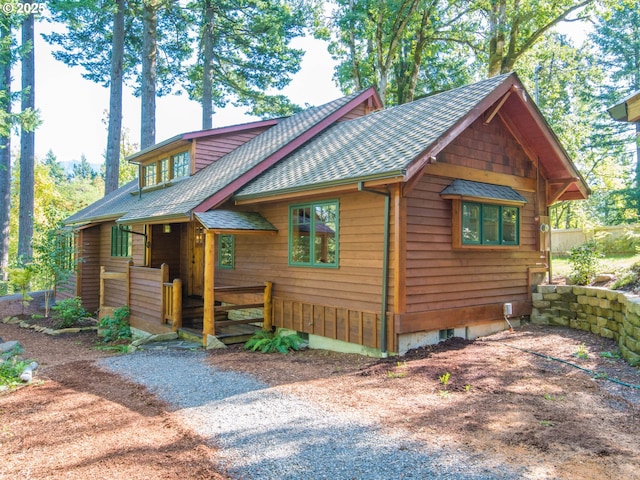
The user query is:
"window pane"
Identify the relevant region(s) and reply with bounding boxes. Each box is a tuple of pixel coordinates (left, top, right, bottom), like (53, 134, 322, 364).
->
(291, 207, 311, 263)
(144, 164, 156, 186)
(502, 207, 518, 244)
(219, 234, 234, 268)
(159, 158, 170, 182)
(314, 204, 337, 264)
(462, 203, 480, 244)
(172, 151, 190, 178)
(483, 205, 500, 243)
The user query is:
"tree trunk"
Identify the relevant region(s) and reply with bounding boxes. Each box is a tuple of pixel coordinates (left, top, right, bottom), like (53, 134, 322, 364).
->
(0, 19, 11, 280)
(201, 0, 214, 130)
(18, 6, 35, 262)
(141, 0, 157, 148)
(104, 0, 125, 195)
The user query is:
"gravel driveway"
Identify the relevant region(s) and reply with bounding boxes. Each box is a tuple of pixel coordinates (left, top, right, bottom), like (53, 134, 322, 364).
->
(100, 349, 523, 480)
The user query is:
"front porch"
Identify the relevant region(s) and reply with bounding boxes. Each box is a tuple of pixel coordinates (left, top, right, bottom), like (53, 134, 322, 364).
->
(99, 261, 272, 346)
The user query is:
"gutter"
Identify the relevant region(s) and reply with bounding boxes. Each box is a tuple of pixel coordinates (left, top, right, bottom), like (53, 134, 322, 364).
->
(357, 182, 390, 358)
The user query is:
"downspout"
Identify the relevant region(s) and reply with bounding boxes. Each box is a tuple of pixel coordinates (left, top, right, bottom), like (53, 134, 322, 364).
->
(358, 182, 390, 357)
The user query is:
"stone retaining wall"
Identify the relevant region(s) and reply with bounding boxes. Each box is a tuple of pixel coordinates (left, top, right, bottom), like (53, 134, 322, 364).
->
(532, 285, 640, 364)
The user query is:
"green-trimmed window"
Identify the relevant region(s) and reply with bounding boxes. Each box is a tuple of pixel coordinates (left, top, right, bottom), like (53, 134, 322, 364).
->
(289, 201, 338, 267)
(159, 157, 170, 183)
(218, 234, 235, 269)
(111, 226, 131, 257)
(462, 202, 519, 246)
(144, 163, 157, 187)
(172, 151, 190, 179)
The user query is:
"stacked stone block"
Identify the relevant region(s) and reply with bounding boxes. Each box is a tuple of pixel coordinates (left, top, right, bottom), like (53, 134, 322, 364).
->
(532, 285, 640, 364)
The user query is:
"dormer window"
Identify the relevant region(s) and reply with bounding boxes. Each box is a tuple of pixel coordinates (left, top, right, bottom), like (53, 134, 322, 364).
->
(159, 158, 170, 183)
(144, 163, 157, 187)
(142, 150, 191, 188)
(172, 152, 189, 179)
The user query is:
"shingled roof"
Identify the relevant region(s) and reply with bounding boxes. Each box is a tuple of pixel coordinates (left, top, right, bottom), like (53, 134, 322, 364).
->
(235, 73, 588, 201)
(66, 88, 379, 226)
(66, 73, 587, 228)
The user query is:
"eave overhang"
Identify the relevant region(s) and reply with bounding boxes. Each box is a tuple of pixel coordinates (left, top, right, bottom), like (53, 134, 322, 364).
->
(608, 90, 640, 123)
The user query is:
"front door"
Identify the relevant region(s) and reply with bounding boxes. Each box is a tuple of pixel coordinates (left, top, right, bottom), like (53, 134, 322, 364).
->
(189, 223, 205, 297)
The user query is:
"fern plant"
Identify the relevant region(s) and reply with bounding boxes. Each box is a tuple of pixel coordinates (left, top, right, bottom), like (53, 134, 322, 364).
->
(244, 329, 305, 354)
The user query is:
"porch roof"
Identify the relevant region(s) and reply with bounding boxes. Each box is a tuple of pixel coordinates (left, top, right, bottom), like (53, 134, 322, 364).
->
(194, 210, 277, 233)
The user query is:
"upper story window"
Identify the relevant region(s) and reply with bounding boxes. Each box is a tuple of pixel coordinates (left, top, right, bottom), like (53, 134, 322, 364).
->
(142, 150, 190, 188)
(172, 152, 190, 179)
(159, 158, 170, 183)
(144, 163, 157, 187)
(289, 200, 339, 267)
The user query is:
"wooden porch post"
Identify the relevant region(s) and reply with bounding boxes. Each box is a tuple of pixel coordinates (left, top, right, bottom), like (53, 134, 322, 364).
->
(263, 281, 273, 331)
(203, 230, 216, 345)
(172, 278, 182, 331)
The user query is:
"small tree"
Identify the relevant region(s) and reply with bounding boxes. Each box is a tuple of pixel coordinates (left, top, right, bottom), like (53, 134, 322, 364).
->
(8, 265, 33, 314)
(31, 227, 76, 317)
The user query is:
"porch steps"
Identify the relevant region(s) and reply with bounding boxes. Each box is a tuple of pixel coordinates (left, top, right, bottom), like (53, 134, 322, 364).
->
(177, 323, 260, 346)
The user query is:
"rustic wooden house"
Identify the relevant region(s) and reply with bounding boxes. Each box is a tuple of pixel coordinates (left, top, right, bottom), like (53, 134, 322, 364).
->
(64, 73, 589, 355)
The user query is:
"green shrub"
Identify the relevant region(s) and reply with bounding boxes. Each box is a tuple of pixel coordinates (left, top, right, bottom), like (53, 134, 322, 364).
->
(244, 329, 305, 354)
(51, 297, 88, 328)
(98, 306, 132, 343)
(568, 240, 604, 285)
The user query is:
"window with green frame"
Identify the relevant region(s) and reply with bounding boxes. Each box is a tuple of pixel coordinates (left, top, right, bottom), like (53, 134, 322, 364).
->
(111, 226, 131, 257)
(462, 202, 519, 246)
(218, 234, 235, 269)
(289, 200, 338, 267)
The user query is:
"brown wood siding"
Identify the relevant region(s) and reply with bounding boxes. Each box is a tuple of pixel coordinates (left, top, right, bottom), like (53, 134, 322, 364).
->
(438, 117, 536, 178)
(128, 266, 165, 329)
(99, 222, 133, 309)
(215, 191, 394, 349)
(403, 116, 544, 324)
(76, 225, 101, 312)
(193, 127, 271, 172)
(338, 103, 369, 122)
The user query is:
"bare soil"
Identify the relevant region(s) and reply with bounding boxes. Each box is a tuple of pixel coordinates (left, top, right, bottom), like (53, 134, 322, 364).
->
(2, 316, 640, 480)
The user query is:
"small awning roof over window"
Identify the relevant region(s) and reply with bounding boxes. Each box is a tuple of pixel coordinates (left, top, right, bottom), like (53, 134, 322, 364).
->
(194, 210, 277, 233)
(440, 179, 528, 205)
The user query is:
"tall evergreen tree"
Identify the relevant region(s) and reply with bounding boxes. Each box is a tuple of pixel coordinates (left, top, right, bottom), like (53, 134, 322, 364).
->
(18, 2, 36, 261)
(0, 11, 13, 281)
(188, 0, 311, 125)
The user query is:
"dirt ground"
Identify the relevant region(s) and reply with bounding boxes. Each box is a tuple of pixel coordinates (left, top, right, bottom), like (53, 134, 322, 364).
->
(2, 317, 640, 480)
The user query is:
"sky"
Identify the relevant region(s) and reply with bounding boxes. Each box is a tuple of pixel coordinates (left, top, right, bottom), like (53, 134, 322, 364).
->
(23, 22, 342, 167)
(18, 14, 588, 169)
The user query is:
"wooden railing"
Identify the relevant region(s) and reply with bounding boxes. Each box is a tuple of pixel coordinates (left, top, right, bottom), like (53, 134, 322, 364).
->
(203, 282, 273, 339)
(163, 278, 183, 331)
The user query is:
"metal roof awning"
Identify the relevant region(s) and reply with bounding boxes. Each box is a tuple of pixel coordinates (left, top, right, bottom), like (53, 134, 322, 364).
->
(440, 179, 528, 205)
(194, 210, 278, 234)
